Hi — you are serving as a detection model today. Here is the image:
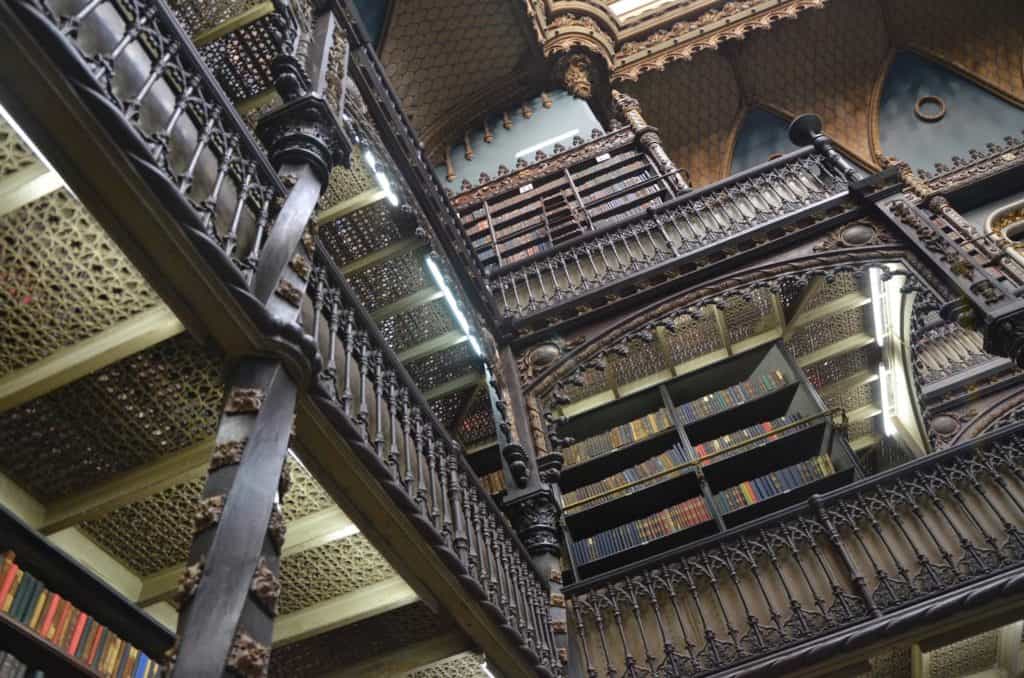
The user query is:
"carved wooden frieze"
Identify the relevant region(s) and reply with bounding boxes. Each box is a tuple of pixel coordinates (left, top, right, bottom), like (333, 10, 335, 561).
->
(250, 557, 281, 616)
(225, 388, 265, 414)
(210, 439, 247, 471)
(194, 494, 227, 534)
(227, 629, 271, 678)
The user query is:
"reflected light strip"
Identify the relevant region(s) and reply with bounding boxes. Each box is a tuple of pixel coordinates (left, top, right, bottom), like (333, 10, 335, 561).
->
(0, 103, 70, 194)
(425, 256, 483, 356)
(869, 266, 886, 347)
(878, 364, 896, 437)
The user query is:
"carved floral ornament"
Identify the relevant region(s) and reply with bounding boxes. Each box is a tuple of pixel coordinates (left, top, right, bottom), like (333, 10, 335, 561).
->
(536, 0, 828, 82)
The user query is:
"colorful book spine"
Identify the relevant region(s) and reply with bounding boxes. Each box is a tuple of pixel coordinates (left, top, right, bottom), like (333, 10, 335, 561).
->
(569, 496, 711, 565)
(713, 455, 837, 515)
(675, 370, 787, 424)
(0, 553, 161, 676)
(480, 470, 506, 495)
(564, 408, 672, 468)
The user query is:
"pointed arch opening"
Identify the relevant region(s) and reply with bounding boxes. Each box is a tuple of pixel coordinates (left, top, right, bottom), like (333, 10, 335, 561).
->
(877, 51, 1024, 171)
(728, 108, 796, 175)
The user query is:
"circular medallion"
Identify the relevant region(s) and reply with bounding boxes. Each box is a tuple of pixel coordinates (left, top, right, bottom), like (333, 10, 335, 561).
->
(914, 95, 946, 122)
(840, 223, 876, 246)
(931, 414, 959, 436)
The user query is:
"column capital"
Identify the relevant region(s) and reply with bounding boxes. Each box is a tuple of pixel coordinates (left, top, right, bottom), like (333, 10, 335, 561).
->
(504, 489, 562, 559)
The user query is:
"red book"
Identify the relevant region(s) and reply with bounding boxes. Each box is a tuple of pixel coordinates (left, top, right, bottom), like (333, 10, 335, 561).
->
(68, 611, 88, 654)
(52, 600, 72, 642)
(0, 562, 20, 609)
(38, 592, 60, 635)
(86, 623, 106, 665)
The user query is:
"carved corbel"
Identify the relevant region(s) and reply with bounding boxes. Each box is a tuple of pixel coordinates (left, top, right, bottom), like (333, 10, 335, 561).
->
(226, 629, 271, 678)
(194, 495, 226, 534)
(250, 557, 281, 616)
(555, 53, 597, 100)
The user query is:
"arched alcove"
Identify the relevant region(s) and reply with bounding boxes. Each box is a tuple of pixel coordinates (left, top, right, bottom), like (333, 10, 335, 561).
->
(353, 0, 390, 47)
(877, 52, 1024, 171)
(729, 108, 795, 175)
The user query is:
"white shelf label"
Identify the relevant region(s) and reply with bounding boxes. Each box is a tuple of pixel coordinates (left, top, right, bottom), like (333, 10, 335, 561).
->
(596, 153, 611, 163)
(519, 183, 534, 194)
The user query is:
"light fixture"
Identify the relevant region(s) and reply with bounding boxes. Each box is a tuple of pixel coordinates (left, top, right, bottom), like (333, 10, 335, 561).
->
(869, 266, 887, 347)
(878, 364, 896, 437)
(425, 255, 483, 357)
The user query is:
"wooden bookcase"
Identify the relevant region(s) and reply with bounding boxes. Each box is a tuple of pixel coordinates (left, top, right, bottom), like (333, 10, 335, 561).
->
(557, 343, 860, 583)
(0, 506, 173, 675)
(457, 144, 667, 271)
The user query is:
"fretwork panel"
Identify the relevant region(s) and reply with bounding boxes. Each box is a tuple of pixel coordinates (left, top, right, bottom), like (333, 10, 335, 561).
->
(567, 429, 1024, 677)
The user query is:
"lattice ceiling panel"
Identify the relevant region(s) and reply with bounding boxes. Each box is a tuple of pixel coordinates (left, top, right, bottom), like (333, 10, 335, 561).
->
(281, 461, 336, 522)
(621, 51, 741, 187)
(268, 602, 453, 678)
(785, 306, 869, 360)
(317, 154, 378, 212)
(724, 290, 776, 345)
(277, 534, 395, 615)
(733, 0, 889, 167)
(0, 189, 161, 376)
(379, 0, 529, 139)
(430, 390, 468, 431)
(0, 118, 37, 177)
(318, 202, 408, 273)
(455, 389, 495, 445)
(167, 0, 266, 38)
(0, 334, 222, 501)
(663, 314, 722, 366)
(80, 478, 204, 575)
(80, 462, 335, 577)
(608, 337, 668, 388)
(404, 342, 477, 394)
(798, 271, 862, 313)
(380, 298, 455, 356)
(408, 652, 488, 678)
(346, 248, 430, 312)
(803, 345, 872, 391)
(823, 381, 874, 417)
(926, 629, 1000, 678)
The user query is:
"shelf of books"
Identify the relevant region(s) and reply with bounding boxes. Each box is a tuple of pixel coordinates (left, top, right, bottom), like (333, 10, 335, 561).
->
(457, 142, 666, 271)
(0, 507, 171, 677)
(558, 343, 860, 584)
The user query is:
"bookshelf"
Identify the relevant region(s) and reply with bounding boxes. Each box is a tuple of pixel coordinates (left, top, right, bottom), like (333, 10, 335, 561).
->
(557, 343, 859, 582)
(0, 506, 172, 676)
(457, 143, 667, 271)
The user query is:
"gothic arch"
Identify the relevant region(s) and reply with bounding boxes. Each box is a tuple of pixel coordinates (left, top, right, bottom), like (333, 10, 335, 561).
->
(726, 105, 796, 175)
(872, 50, 1024, 171)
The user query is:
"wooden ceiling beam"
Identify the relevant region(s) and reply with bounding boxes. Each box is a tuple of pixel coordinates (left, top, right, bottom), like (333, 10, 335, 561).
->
(0, 305, 184, 413)
(341, 238, 427, 276)
(783, 276, 825, 331)
(423, 371, 483, 402)
(797, 334, 875, 369)
(787, 293, 871, 338)
(315, 187, 388, 226)
(39, 433, 212, 534)
(272, 576, 418, 646)
(370, 286, 443, 322)
(0, 161, 64, 217)
(396, 330, 468, 364)
(821, 369, 878, 397)
(138, 506, 356, 607)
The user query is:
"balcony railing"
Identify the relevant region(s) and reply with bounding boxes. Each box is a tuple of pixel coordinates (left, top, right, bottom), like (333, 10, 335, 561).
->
(564, 421, 1024, 677)
(24, 0, 286, 278)
(14, 0, 562, 674)
(306, 246, 560, 674)
(489, 149, 848, 322)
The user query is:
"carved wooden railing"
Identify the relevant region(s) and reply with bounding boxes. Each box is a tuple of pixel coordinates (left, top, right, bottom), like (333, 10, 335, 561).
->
(564, 422, 1024, 677)
(13, 0, 562, 674)
(489, 149, 848, 321)
(917, 130, 1024, 197)
(306, 246, 561, 675)
(329, 0, 502, 326)
(20, 0, 286, 276)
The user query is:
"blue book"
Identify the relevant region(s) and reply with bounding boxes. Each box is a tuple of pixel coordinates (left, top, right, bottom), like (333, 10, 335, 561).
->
(134, 654, 150, 678)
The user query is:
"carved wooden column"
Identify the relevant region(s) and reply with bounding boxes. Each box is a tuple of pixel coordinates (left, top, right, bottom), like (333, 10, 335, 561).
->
(611, 89, 690, 193)
(170, 10, 349, 678)
(485, 345, 568, 668)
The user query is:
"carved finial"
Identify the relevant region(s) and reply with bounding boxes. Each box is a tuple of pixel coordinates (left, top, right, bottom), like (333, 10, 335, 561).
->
(250, 557, 281, 616)
(557, 53, 596, 99)
(541, 91, 553, 108)
(210, 440, 247, 472)
(478, 172, 491, 184)
(226, 630, 270, 678)
(482, 118, 494, 143)
(516, 158, 528, 169)
(268, 505, 286, 552)
(521, 101, 533, 119)
(502, 112, 512, 130)
(194, 495, 226, 534)
(460, 178, 473, 192)
(175, 557, 205, 606)
(611, 89, 641, 116)
(225, 388, 264, 415)
(534, 150, 548, 161)
(463, 130, 474, 161)
(497, 164, 510, 176)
